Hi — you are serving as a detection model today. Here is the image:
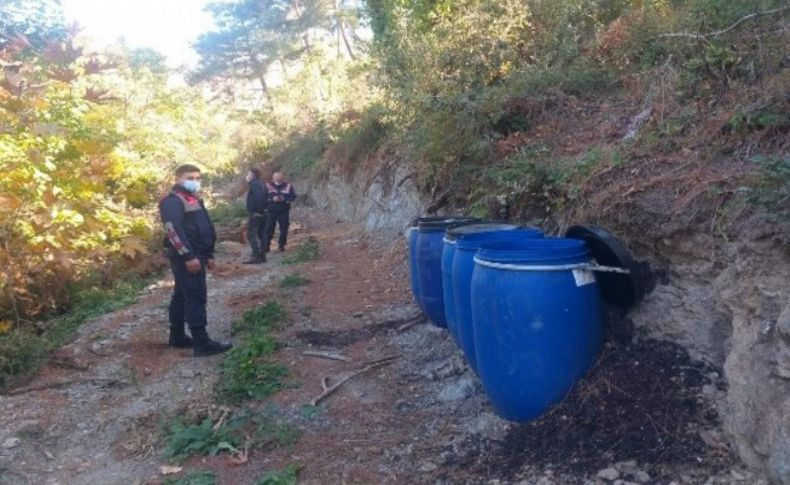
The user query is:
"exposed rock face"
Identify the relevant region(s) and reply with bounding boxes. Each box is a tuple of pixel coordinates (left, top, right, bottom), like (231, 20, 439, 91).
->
(298, 154, 424, 240)
(629, 232, 790, 484)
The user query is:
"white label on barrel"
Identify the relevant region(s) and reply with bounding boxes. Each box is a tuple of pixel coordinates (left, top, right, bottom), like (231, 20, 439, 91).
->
(573, 269, 596, 287)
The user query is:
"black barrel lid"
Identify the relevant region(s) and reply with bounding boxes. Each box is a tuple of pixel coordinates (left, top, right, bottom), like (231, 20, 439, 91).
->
(565, 225, 645, 309)
(410, 216, 447, 228)
(418, 217, 480, 229)
(446, 221, 520, 241)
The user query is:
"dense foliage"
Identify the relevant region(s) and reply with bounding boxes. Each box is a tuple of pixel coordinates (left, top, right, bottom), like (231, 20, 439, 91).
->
(0, 1, 241, 329)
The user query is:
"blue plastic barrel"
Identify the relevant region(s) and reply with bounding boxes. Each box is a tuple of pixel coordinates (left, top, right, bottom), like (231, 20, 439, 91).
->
(407, 217, 446, 311)
(472, 239, 602, 422)
(452, 229, 543, 371)
(415, 217, 478, 326)
(442, 223, 520, 346)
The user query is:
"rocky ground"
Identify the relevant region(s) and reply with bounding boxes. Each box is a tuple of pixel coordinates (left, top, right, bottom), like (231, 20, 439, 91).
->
(0, 208, 769, 484)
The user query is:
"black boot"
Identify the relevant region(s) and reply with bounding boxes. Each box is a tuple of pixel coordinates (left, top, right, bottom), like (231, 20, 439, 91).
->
(168, 323, 194, 348)
(191, 327, 233, 357)
(243, 252, 265, 264)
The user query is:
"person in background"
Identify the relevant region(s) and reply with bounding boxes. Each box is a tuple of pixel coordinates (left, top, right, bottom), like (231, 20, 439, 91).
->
(244, 167, 268, 264)
(264, 171, 296, 253)
(159, 164, 233, 357)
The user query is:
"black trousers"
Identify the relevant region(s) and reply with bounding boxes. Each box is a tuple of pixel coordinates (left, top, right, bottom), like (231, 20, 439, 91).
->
(247, 213, 267, 257)
(168, 257, 208, 330)
(265, 210, 290, 251)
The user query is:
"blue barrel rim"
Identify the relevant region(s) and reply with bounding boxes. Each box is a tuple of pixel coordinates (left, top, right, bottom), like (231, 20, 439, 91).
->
(418, 216, 480, 230)
(445, 221, 521, 241)
(454, 228, 544, 250)
(475, 238, 590, 265)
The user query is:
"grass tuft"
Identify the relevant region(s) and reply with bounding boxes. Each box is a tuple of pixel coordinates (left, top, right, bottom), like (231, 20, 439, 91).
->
(163, 416, 244, 463)
(281, 238, 319, 265)
(279, 273, 310, 288)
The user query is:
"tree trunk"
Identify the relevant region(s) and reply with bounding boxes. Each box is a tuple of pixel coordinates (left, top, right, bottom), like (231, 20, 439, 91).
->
(339, 20, 355, 59)
(279, 58, 289, 78)
(337, 25, 342, 57)
(258, 74, 272, 106)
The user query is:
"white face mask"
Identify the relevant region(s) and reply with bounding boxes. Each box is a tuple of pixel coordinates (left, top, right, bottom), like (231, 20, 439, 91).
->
(182, 180, 201, 193)
(245, 173, 254, 182)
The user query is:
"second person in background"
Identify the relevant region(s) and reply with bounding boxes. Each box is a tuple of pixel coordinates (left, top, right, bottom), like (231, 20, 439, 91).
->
(244, 167, 268, 264)
(264, 171, 296, 253)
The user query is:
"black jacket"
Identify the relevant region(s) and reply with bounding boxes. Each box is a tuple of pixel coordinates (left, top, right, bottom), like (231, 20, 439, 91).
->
(266, 181, 296, 213)
(246, 179, 268, 214)
(159, 185, 216, 261)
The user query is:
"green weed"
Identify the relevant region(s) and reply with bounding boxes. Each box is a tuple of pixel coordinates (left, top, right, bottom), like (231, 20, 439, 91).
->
(164, 470, 216, 485)
(279, 273, 310, 288)
(281, 238, 320, 265)
(163, 417, 245, 463)
(255, 463, 302, 485)
(163, 408, 300, 463)
(217, 302, 289, 404)
(231, 301, 288, 335)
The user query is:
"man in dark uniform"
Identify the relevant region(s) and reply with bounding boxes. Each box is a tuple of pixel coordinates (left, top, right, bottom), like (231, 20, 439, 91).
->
(264, 171, 296, 253)
(159, 164, 233, 357)
(244, 167, 268, 264)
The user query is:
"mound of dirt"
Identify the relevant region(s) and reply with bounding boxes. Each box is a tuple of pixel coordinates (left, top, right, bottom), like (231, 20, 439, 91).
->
(480, 337, 730, 479)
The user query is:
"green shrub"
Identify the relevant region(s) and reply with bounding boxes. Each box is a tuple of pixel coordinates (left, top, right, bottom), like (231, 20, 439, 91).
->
(208, 200, 247, 226)
(281, 238, 320, 265)
(279, 273, 310, 288)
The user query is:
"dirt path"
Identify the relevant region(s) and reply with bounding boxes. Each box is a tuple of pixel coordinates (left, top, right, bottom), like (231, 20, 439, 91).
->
(0, 209, 766, 485)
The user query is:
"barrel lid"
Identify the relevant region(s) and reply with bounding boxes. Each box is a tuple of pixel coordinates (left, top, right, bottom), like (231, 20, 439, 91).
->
(410, 216, 447, 228)
(565, 225, 644, 309)
(446, 222, 520, 240)
(418, 217, 480, 230)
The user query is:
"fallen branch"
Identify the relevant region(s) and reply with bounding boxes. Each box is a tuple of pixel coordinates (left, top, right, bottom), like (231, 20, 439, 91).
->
(5, 378, 124, 396)
(660, 5, 790, 40)
(302, 350, 352, 362)
(397, 314, 425, 332)
(309, 355, 400, 406)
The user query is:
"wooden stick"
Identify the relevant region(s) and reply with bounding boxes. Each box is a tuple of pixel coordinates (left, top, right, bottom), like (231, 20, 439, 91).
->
(5, 378, 124, 396)
(660, 6, 790, 40)
(302, 350, 352, 362)
(309, 356, 399, 406)
(397, 315, 425, 332)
